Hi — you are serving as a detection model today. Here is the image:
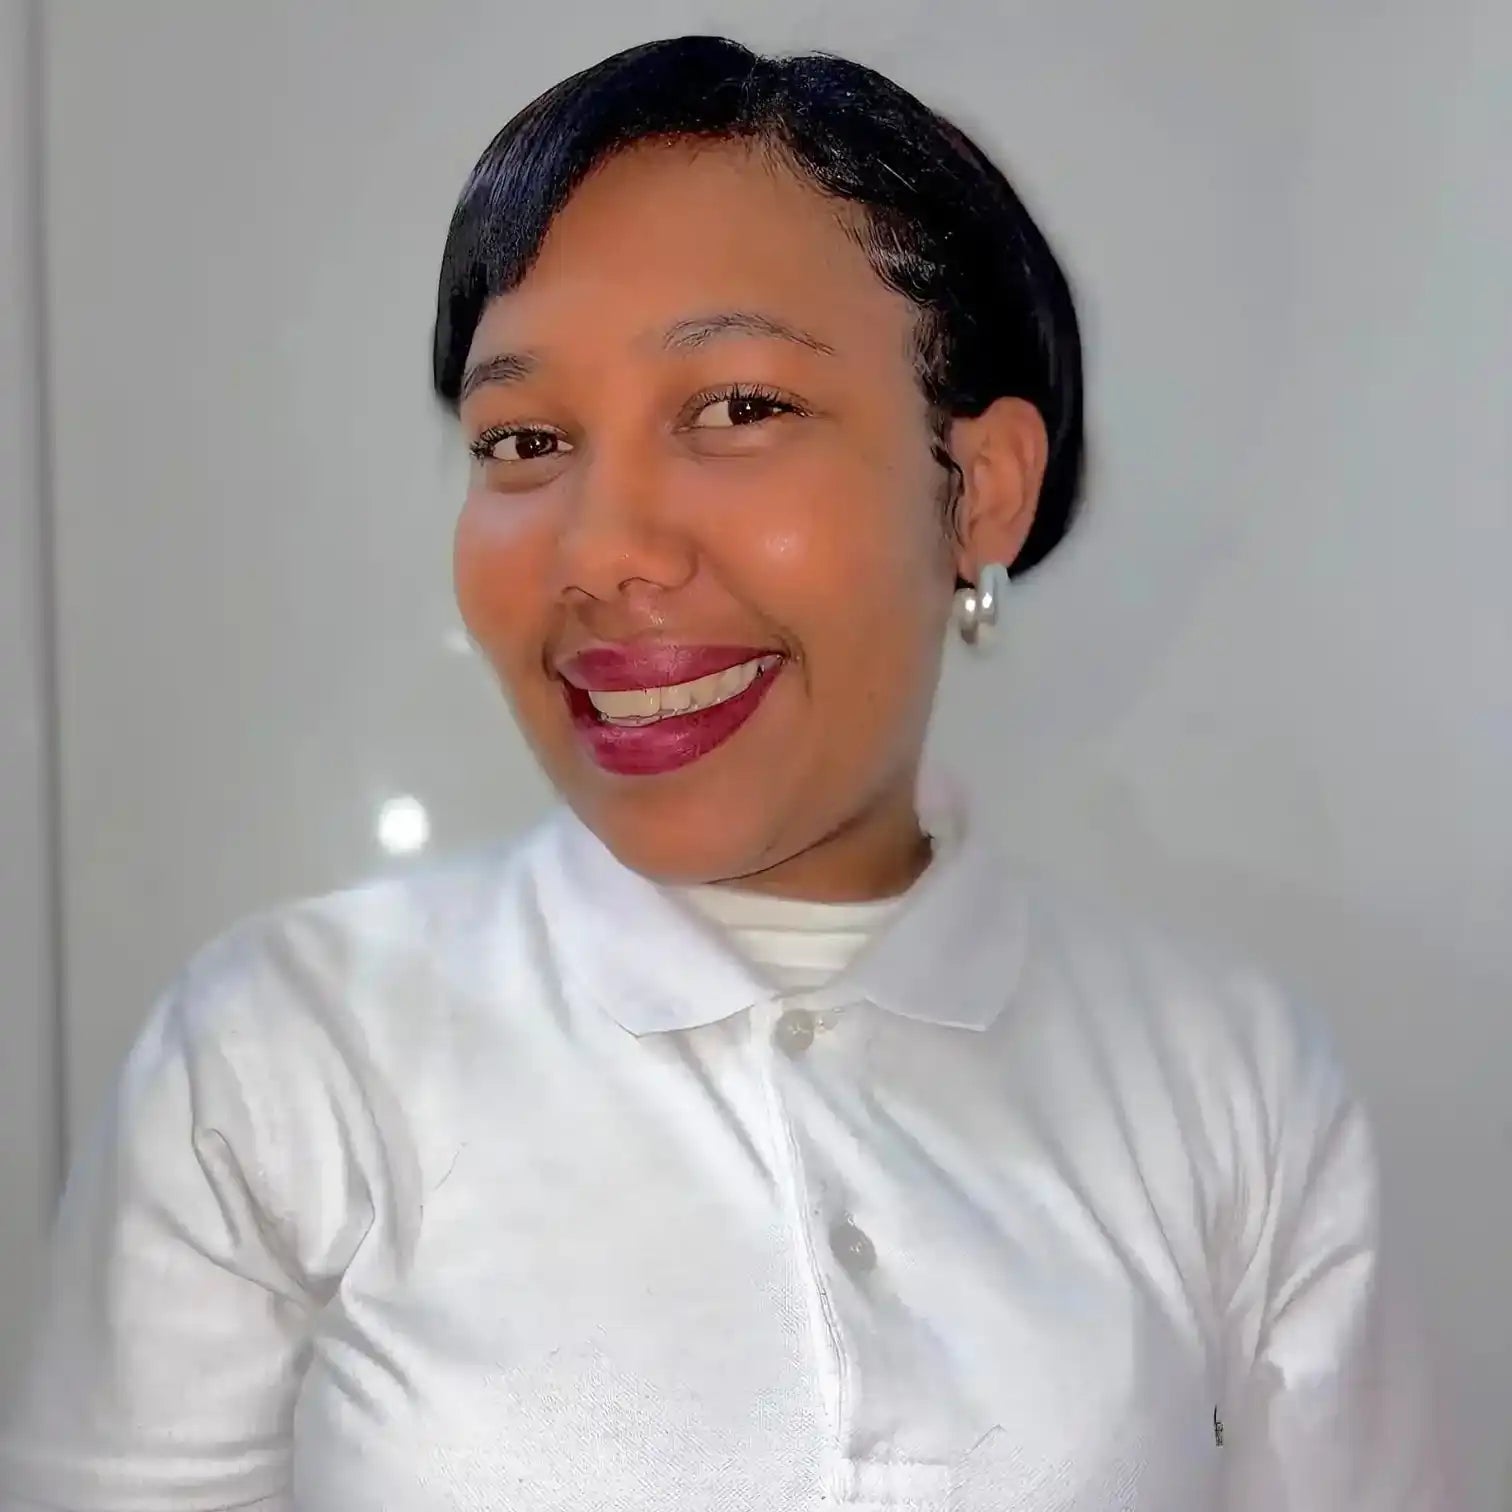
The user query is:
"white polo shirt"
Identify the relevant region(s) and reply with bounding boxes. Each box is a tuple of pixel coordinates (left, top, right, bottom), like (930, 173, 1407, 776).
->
(0, 785, 1450, 1511)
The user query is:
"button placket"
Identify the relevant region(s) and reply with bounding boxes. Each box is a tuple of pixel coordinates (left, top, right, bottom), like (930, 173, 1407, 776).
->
(771, 1006, 881, 1285)
(752, 999, 853, 1449)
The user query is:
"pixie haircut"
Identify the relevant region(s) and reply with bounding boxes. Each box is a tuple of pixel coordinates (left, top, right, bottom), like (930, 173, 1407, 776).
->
(433, 35, 1084, 575)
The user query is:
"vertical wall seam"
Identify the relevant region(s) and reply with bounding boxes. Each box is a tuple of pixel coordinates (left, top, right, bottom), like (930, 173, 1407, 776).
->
(22, 0, 69, 1197)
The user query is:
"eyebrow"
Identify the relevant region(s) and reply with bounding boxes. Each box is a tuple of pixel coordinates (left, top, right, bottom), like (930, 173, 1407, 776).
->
(661, 310, 836, 356)
(458, 350, 538, 402)
(458, 309, 836, 402)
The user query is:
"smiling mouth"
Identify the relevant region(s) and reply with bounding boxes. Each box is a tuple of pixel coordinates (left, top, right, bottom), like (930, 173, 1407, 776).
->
(582, 654, 783, 726)
(559, 648, 786, 777)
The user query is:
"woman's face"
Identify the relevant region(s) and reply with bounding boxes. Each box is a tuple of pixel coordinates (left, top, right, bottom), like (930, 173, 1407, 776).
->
(454, 140, 1032, 894)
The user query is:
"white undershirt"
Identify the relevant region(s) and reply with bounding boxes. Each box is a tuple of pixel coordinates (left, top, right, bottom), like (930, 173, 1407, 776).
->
(680, 825, 940, 993)
(679, 884, 904, 992)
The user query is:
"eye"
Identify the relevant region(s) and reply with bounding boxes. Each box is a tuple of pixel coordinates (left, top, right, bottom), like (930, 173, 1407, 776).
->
(688, 384, 803, 430)
(469, 426, 571, 464)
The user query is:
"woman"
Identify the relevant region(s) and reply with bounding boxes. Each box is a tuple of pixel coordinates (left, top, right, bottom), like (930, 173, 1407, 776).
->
(1, 35, 1448, 1512)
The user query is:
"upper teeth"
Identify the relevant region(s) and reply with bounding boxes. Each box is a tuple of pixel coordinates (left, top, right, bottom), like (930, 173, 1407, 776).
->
(586, 657, 776, 724)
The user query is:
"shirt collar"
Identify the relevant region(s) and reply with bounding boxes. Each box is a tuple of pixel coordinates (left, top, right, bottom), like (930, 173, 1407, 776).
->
(529, 770, 1027, 1038)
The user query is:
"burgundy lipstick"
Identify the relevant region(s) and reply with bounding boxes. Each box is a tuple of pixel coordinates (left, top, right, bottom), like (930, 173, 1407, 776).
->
(556, 643, 785, 777)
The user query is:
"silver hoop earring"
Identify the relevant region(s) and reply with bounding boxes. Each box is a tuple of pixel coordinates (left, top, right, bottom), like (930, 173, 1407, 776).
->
(955, 562, 1011, 648)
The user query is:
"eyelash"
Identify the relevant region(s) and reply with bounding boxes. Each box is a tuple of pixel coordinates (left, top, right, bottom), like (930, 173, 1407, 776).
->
(682, 381, 807, 425)
(467, 382, 806, 462)
(468, 425, 558, 463)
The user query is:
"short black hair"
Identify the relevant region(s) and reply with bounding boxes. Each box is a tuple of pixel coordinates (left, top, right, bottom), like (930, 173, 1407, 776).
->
(433, 35, 1084, 574)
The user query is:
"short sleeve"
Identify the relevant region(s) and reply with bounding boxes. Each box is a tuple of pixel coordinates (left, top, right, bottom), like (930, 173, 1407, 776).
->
(1218, 980, 1457, 1510)
(0, 927, 374, 1512)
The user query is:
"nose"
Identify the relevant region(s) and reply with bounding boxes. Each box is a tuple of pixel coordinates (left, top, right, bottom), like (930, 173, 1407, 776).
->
(555, 437, 696, 605)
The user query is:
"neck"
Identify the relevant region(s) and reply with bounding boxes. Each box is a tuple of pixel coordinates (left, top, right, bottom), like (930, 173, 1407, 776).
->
(715, 782, 932, 904)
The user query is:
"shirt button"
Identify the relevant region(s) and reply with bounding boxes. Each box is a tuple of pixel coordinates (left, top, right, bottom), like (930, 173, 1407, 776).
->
(774, 1009, 816, 1056)
(829, 1215, 877, 1275)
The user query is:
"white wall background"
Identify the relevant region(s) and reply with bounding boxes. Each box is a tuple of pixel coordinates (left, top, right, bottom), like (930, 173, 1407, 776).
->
(7, 0, 1508, 1501)
(0, 0, 60, 1417)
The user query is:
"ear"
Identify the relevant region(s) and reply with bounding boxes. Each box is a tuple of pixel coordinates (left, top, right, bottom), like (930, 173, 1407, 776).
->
(945, 397, 1048, 582)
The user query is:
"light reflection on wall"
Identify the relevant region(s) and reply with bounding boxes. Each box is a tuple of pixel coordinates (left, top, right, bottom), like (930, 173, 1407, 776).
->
(377, 795, 430, 856)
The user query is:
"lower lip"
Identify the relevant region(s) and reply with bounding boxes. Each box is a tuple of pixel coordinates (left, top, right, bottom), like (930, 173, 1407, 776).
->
(567, 660, 784, 777)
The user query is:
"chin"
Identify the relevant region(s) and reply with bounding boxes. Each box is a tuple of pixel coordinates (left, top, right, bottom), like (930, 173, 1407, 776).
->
(564, 772, 784, 887)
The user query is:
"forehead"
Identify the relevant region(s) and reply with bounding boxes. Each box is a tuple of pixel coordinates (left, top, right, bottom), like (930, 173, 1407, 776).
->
(468, 139, 917, 360)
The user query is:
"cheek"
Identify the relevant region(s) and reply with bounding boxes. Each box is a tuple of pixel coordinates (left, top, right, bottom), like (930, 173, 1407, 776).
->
(727, 450, 950, 647)
(453, 491, 543, 655)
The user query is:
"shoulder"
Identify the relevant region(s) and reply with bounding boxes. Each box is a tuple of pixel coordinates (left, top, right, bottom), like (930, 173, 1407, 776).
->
(1001, 868, 1375, 1292)
(91, 824, 560, 1243)
(154, 820, 556, 1087)
(1011, 866, 1354, 1147)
